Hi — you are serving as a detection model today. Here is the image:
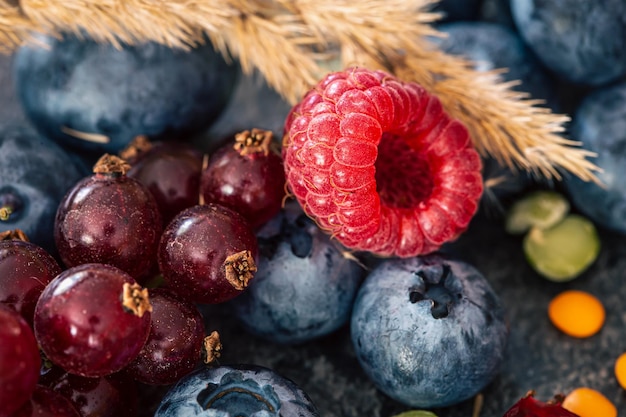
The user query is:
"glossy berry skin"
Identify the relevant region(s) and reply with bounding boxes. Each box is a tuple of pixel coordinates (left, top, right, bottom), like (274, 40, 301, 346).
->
(230, 202, 364, 344)
(563, 82, 626, 234)
(282, 67, 483, 258)
(510, 0, 626, 86)
(125, 288, 206, 385)
(11, 385, 82, 417)
(124, 140, 204, 226)
(0, 305, 41, 416)
(40, 366, 139, 417)
(13, 33, 238, 154)
(0, 125, 83, 253)
(200, 129, 286, 229)
(350, 254, 508, 408)
(158, 203, 258, 304)
(0, 238, 62, 325)
(155, 364, 320, 417)
(54, 163, 162, 280)
(503, 392, 580, 417)
(34, 263, 152, 378)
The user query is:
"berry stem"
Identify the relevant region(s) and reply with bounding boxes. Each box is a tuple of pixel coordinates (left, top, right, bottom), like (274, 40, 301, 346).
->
(223, 250, 257, 290)
(0, 205, 12, 221)
(93, 154, 132, 176)
(233, 128, 273, 156)
(121, 283, 153, 318)
(118, 135, 153, 162)
(202, 331, 222, 365)
(0, 228, 29, 241)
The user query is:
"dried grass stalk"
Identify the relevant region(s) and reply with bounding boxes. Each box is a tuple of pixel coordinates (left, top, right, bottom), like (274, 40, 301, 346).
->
(0, 0, 600, 182)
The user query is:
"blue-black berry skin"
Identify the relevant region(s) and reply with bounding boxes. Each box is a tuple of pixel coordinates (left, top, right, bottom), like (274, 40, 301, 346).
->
(229, 203, 364, 345)
(0, 125, 83, 252)
(433, 21, 558, 109)
(350, 254, 508, 409)
(155, 364, 321, 417)
(13, 34, 238, 154)
(510, 0, 626, 86)
(563, 82, 626, 234)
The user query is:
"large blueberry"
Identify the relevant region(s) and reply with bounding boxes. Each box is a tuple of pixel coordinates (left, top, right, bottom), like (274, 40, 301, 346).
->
(229, 202, 364, 345)
(563, 82, 626, 234)
(510, 0, 626, 86)
(350, 254, 508, 409)
(155, 364, 320, 417)
(13, 34, 238, 154)
(0, 125, 83, 253)
(432, 21, 558, 109)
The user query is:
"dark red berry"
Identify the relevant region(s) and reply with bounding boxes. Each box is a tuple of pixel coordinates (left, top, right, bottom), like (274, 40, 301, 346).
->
(34, 263, 153, 377)
(0, 304, 41, 416)
(125, 288, 206, 385)
(158, 203, 258, 304)
(282, 67, 483, 257)
(121, 136, 204, 226)
(200, 128, 286, 229)
(0, 229, 61, 325)
(11, 385, 81, 417)
(503, 391, 581, 417)
(54, 154, 162, 280)
(40, 366, 138, 417)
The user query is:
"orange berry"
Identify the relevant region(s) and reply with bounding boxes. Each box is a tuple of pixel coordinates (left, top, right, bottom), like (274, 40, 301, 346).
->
(547, 290, 605, 338)
(615, 352, 626, 390)
(562, 387, 617, 417)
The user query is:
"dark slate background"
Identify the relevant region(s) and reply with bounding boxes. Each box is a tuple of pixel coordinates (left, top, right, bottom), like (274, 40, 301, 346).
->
(2, 52, 625, 417)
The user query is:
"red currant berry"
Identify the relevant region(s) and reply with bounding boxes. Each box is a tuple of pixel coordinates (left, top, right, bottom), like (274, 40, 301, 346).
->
(11, 385, 82, 417)
(121, 136, 204, 226)
(503, 391, 580, 417)
(158, 203, 258, 304)
(40, 366, 138, 417)
(0, 305, 41, 416)
(125, 288, 206, 385)
(0, 229, 61, 325)
(54, 154, 162, 280)
(282, 67, 483, 257)
(200, 128, 286, 229)
(34, 263, 153, 377)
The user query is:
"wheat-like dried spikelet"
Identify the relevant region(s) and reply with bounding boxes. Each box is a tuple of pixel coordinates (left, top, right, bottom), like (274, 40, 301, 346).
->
(0, 0, 600, 182)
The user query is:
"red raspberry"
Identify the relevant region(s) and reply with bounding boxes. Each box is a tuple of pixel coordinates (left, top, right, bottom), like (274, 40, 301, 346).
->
(282, 67, 483, 257)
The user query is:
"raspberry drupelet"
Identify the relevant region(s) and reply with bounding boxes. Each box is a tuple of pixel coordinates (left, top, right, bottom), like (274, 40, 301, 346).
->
(282, 67, 483, 257)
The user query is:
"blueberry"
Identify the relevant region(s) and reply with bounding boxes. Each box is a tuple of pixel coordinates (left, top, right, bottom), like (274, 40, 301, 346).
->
(432, 21, 558, 109)
(510, 0, 626, 86)
(155, 364, 320, 417)
(229, 202, 364, 345)
(13, 34, 238, 154)
(0, 125, 83, 253)
(563, 81, 626, 234)
(350, 254, 508, 409)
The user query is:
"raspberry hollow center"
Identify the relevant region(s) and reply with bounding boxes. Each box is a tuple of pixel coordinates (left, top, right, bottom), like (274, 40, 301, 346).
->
(282, 67, 484, 258)
(375, 133, 434, 209)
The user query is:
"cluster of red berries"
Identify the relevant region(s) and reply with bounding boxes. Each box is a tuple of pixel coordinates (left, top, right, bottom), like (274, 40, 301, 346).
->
(0, 127, 286, 415)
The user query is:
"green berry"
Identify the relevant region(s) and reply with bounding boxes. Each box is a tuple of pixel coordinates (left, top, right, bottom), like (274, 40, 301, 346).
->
(523, 214, 600, 282)
(505, 190, 570, 234)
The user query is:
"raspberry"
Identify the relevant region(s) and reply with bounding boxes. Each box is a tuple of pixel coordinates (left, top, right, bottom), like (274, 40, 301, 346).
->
(282, 67, 483, 257)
